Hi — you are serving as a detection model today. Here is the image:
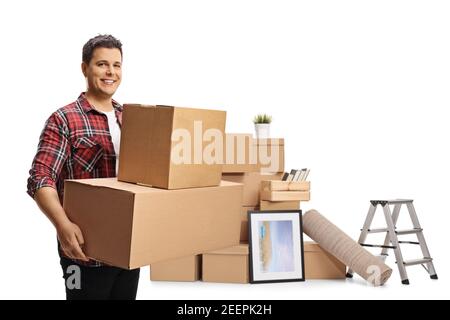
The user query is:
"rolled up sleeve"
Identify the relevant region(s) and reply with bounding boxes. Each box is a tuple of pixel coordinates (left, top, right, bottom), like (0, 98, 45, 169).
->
(27, 113, 70, 199)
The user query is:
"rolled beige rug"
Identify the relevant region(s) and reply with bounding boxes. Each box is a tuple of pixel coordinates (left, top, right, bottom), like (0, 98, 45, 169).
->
(303, 209, 392, 286)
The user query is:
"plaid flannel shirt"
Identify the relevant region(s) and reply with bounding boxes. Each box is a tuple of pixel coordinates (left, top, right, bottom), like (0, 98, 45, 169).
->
(27, 93, 122, 267)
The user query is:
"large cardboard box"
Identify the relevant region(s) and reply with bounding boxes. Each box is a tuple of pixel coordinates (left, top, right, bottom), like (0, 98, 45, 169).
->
(202, 244, 249, 284)
(240, 206, 258, 241)
(255, 138, 285, 173)
(150, 255, 201, 282)
(304, 242, 346, 279)
(63, 178, 243, 269)
(260, 200, 300, 211)
(222, 172, 283, 206)
(118, 104, 226, 189)
(222, 134, 259, 173)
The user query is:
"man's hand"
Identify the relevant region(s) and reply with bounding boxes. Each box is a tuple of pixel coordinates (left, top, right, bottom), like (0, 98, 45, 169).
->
(34, 187, 89, 262)
(57, 220, 89, 262)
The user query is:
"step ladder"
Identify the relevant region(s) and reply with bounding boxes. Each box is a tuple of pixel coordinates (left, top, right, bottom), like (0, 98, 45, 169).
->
(347, 199, 438, 285)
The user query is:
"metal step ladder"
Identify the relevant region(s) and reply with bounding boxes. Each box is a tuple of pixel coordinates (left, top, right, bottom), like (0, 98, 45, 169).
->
(347, 199, 438, 285)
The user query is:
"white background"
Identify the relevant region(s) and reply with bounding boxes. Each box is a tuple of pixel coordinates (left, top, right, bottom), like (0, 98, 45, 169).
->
(1, 0, 449, 300)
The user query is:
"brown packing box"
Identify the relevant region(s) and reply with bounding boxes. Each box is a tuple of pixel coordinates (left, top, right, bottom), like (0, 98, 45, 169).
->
(254, 138, 285, 173)
(118, 104, 226, 189)
(222, 172, 283, 206)
(150, 255, 201, 282)
(260, 190, 310, 201)
(261, 180, 310, 192)
(222, 134, 259, 173)
(304, 241, 346, 279)
(202, 244, 249, 284)
(260, 200, 300, 211)
(240, 206, 258, 242)
(63, 178, 243, 269)
(203, 241, 346, 283)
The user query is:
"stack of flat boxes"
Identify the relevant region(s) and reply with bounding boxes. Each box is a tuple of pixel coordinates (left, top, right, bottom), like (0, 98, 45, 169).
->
(63, 105, 244, 271)
(260, 180, 310, 210)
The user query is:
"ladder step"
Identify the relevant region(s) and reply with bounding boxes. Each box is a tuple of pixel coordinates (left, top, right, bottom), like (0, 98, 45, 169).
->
(396, 228, 422, 235)
(398, 241, 420, 245)
(386, 199, 414, 204)
(403, 258, 433, 267)
(365, 228, 389, 233)
(359, 243, 397, 249)
(363, 228, 423, 235)
(370, 199, 413, 206)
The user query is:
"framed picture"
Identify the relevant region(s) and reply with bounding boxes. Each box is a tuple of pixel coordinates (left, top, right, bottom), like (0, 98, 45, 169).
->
(248, 210, 305, 283)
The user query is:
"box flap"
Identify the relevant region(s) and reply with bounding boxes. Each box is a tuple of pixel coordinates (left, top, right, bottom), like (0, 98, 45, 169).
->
(304, 241, 323, 252)
(123, 104, 157, 108)
(205, 244, 249, 256)
(66, 178, 242, 194)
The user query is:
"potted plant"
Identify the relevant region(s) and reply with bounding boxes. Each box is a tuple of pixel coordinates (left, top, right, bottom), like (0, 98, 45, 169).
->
(253, 114, 272, 138)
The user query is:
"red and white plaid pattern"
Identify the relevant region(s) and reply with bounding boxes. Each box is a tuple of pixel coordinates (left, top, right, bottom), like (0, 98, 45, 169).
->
(27, 93, 122, 267)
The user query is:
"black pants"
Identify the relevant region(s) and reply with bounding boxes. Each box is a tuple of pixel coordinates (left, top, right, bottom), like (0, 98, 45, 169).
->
(60, 257, 140, 300)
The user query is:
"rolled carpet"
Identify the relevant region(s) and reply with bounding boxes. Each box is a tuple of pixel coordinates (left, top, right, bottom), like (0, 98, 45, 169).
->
(303, 209, 392, 286)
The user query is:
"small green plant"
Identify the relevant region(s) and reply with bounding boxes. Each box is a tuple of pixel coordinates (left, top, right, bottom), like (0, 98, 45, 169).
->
(253, 114, 272, 124)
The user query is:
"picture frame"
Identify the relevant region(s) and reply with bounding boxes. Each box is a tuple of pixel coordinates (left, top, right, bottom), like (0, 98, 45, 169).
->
(248, 210, 305, 283)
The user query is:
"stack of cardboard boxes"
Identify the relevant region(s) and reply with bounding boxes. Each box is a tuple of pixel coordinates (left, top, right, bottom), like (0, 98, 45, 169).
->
(221, 134, 284, 242)
(63, 105, 244, 269)
(151, 132, 345, 283)
(63, 104, 345, 282)
(151, 134, 285, 281)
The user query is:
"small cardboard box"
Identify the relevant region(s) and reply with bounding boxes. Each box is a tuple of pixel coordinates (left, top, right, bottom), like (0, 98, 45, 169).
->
(222, 134, 259, 173)
(260, 200, 300, 211)
(261, 180, 310, 192)
(255, 138, 285, 173)
(150, 255, 201, 282)
(63, 178, 243, 269)
(304, 242, 346, 279)
(240, 206, 258, 241)
(260, 190, 310, 201)
(202, 244, 249, 284)
(118, 104, 226, 189)
(222, 172, 283, 206)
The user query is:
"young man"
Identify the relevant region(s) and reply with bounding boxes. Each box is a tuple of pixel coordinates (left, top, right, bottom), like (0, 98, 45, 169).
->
(27, 35, 140, 300)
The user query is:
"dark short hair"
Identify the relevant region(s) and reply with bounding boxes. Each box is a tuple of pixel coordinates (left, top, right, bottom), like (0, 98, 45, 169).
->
(82, 34, 122, 64)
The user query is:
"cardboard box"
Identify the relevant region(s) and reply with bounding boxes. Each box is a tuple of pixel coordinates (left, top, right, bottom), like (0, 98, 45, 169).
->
(304, 242, 346, 279)
(260, 190, 310, 201)
(240, 206, 258, 241)
(118, 104, 226, 189)
(63, 178, 243, 269)
(261, 180, 310, 192)
(255, 138, 285, 173)
(222, 172, 283, 206)
(222, 134, 259, 173)
(202, 244, 249, 284)
(203, 241, 346, 283)
(260, 200, 300, 211)
(150, 255, 201, 282)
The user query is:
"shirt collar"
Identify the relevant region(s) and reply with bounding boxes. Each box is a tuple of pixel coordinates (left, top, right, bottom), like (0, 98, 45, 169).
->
(77, 92, 123, 114)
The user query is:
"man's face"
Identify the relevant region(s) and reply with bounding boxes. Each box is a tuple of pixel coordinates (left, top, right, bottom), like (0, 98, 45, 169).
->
(82, 47, 122, 98)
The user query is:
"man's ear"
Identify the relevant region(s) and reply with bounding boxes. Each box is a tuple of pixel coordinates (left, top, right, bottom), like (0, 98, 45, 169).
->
(81, 62, 87, 77)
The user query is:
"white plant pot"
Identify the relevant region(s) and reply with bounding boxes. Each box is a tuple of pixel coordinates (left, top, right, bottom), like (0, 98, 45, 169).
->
(255, 123, 270, 139)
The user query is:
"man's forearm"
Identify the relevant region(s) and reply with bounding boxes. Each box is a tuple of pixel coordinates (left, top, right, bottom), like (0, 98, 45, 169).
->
(34, 187, 71, 229)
